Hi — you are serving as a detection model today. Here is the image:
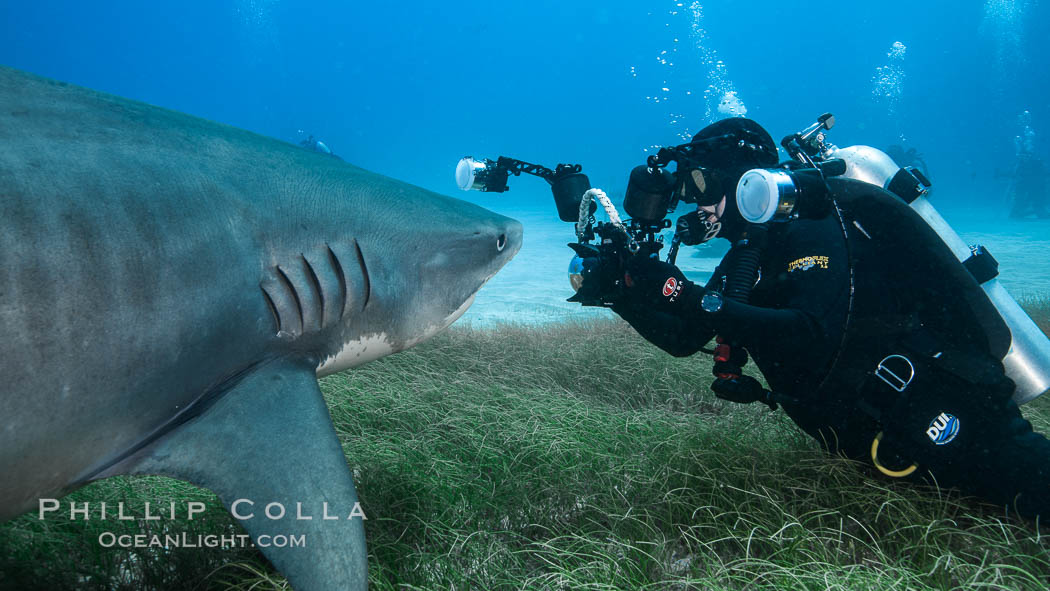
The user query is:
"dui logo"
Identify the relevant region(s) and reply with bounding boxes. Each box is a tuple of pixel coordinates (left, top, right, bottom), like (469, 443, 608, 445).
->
(662, 277, 678, 297)
(926, 412, 960, 445)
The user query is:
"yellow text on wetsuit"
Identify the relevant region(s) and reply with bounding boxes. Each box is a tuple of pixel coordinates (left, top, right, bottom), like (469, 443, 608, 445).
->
(787, 255, 830, 273)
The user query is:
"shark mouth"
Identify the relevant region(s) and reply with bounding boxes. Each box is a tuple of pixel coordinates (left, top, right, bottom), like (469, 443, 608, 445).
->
(314, 290, 480, 377)
(315, 253, 508, 377)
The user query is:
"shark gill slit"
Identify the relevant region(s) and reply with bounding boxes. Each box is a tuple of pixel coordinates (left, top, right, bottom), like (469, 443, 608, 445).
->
(301, 253, 326, 327)
(326, 243, 348, 321)
(260, 286, 281, 333)
(354, 239, 371, 309)
(275, 266, 304, 335)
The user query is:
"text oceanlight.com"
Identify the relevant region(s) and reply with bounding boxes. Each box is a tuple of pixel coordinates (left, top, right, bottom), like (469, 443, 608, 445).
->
(96, 532, 305, 549)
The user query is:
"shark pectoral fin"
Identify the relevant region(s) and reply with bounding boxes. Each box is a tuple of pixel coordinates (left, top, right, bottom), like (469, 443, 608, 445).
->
(127, 360, 367, 591)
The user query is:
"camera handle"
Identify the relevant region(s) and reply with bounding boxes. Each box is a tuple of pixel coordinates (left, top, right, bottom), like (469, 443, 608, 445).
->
(576, 188, 639, 253)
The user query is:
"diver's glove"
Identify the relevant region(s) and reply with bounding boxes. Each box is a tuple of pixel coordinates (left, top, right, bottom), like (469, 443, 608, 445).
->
(675, 211, 706, 246)
(711, 374, 777, 411)
(623, 256, 704, 315)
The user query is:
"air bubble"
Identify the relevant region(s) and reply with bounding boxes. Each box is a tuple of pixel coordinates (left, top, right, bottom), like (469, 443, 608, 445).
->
(981, 0, 1029, 89)
(871, 40, 906, 117)
(637, 1, 748, 151)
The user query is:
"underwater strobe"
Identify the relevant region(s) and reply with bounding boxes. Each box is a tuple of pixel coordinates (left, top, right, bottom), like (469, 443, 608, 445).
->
(733, 113, 1050, 404)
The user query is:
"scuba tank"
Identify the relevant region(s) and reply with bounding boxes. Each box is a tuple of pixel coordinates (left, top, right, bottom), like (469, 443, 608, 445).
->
(831, 145, 1050, 404)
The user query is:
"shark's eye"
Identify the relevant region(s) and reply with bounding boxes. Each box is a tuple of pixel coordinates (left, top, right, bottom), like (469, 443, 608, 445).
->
(496, 234, 507, 252)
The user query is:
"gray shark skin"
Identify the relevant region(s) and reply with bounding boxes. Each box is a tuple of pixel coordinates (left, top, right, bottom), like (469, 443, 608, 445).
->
(0, 65, 521, 590)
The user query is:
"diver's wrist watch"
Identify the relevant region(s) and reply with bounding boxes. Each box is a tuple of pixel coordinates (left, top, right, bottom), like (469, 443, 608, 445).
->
(701, 290, 724, 314)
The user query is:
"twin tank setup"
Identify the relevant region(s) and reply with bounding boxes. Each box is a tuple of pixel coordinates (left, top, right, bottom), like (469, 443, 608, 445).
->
(456, 114, 1050, 405)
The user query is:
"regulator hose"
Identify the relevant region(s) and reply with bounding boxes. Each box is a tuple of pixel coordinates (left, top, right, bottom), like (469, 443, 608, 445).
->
(712, 223, 769, 383)
(724, 223, 768, 303)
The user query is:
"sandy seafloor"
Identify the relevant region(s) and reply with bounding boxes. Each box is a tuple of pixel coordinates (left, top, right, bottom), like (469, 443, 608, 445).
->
(460, 200, 1050, 327)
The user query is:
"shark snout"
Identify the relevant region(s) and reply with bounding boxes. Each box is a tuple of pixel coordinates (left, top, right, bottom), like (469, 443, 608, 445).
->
(473, 216, 522, 284)
(425, 215, 521, 280)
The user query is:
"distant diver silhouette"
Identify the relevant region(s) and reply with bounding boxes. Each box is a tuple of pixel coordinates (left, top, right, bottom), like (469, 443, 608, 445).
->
(299, 134, 344, 161)
(884, 144, 929, 179)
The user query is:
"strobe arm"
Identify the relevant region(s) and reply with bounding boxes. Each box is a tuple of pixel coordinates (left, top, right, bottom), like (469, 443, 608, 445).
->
(496, 157, 592, 223)
(496, 157, 582, 185)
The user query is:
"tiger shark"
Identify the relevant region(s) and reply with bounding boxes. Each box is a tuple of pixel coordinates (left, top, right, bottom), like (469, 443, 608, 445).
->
(0, 65, 521, 590)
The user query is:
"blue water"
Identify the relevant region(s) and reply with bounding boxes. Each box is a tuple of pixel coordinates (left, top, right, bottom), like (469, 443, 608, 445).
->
(3, 0, 1049, 323)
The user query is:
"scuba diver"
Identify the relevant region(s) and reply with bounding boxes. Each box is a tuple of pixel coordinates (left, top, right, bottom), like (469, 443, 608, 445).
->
(601, 117, 1050, 518)
(1009, 112, 1049, 219)
(883, 144, 929, 180)
(1010, 156, 1049, 219)
(298, 133, 344, 161)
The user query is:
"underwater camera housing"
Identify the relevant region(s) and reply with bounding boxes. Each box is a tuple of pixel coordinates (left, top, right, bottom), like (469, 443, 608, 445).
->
(563, 161, 704, 307)
(455, 154, 683, 307)
(565, 168, 678, 307)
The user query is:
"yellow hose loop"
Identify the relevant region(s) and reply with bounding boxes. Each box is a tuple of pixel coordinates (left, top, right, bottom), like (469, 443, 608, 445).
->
(870, 432, 919, 478)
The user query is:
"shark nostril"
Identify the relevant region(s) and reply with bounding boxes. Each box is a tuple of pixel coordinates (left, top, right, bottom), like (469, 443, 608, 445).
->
(496, 234, 507, 252)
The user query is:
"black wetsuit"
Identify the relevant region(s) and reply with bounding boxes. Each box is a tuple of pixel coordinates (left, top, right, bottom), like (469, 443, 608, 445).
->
(615, 181, 1050, 517)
